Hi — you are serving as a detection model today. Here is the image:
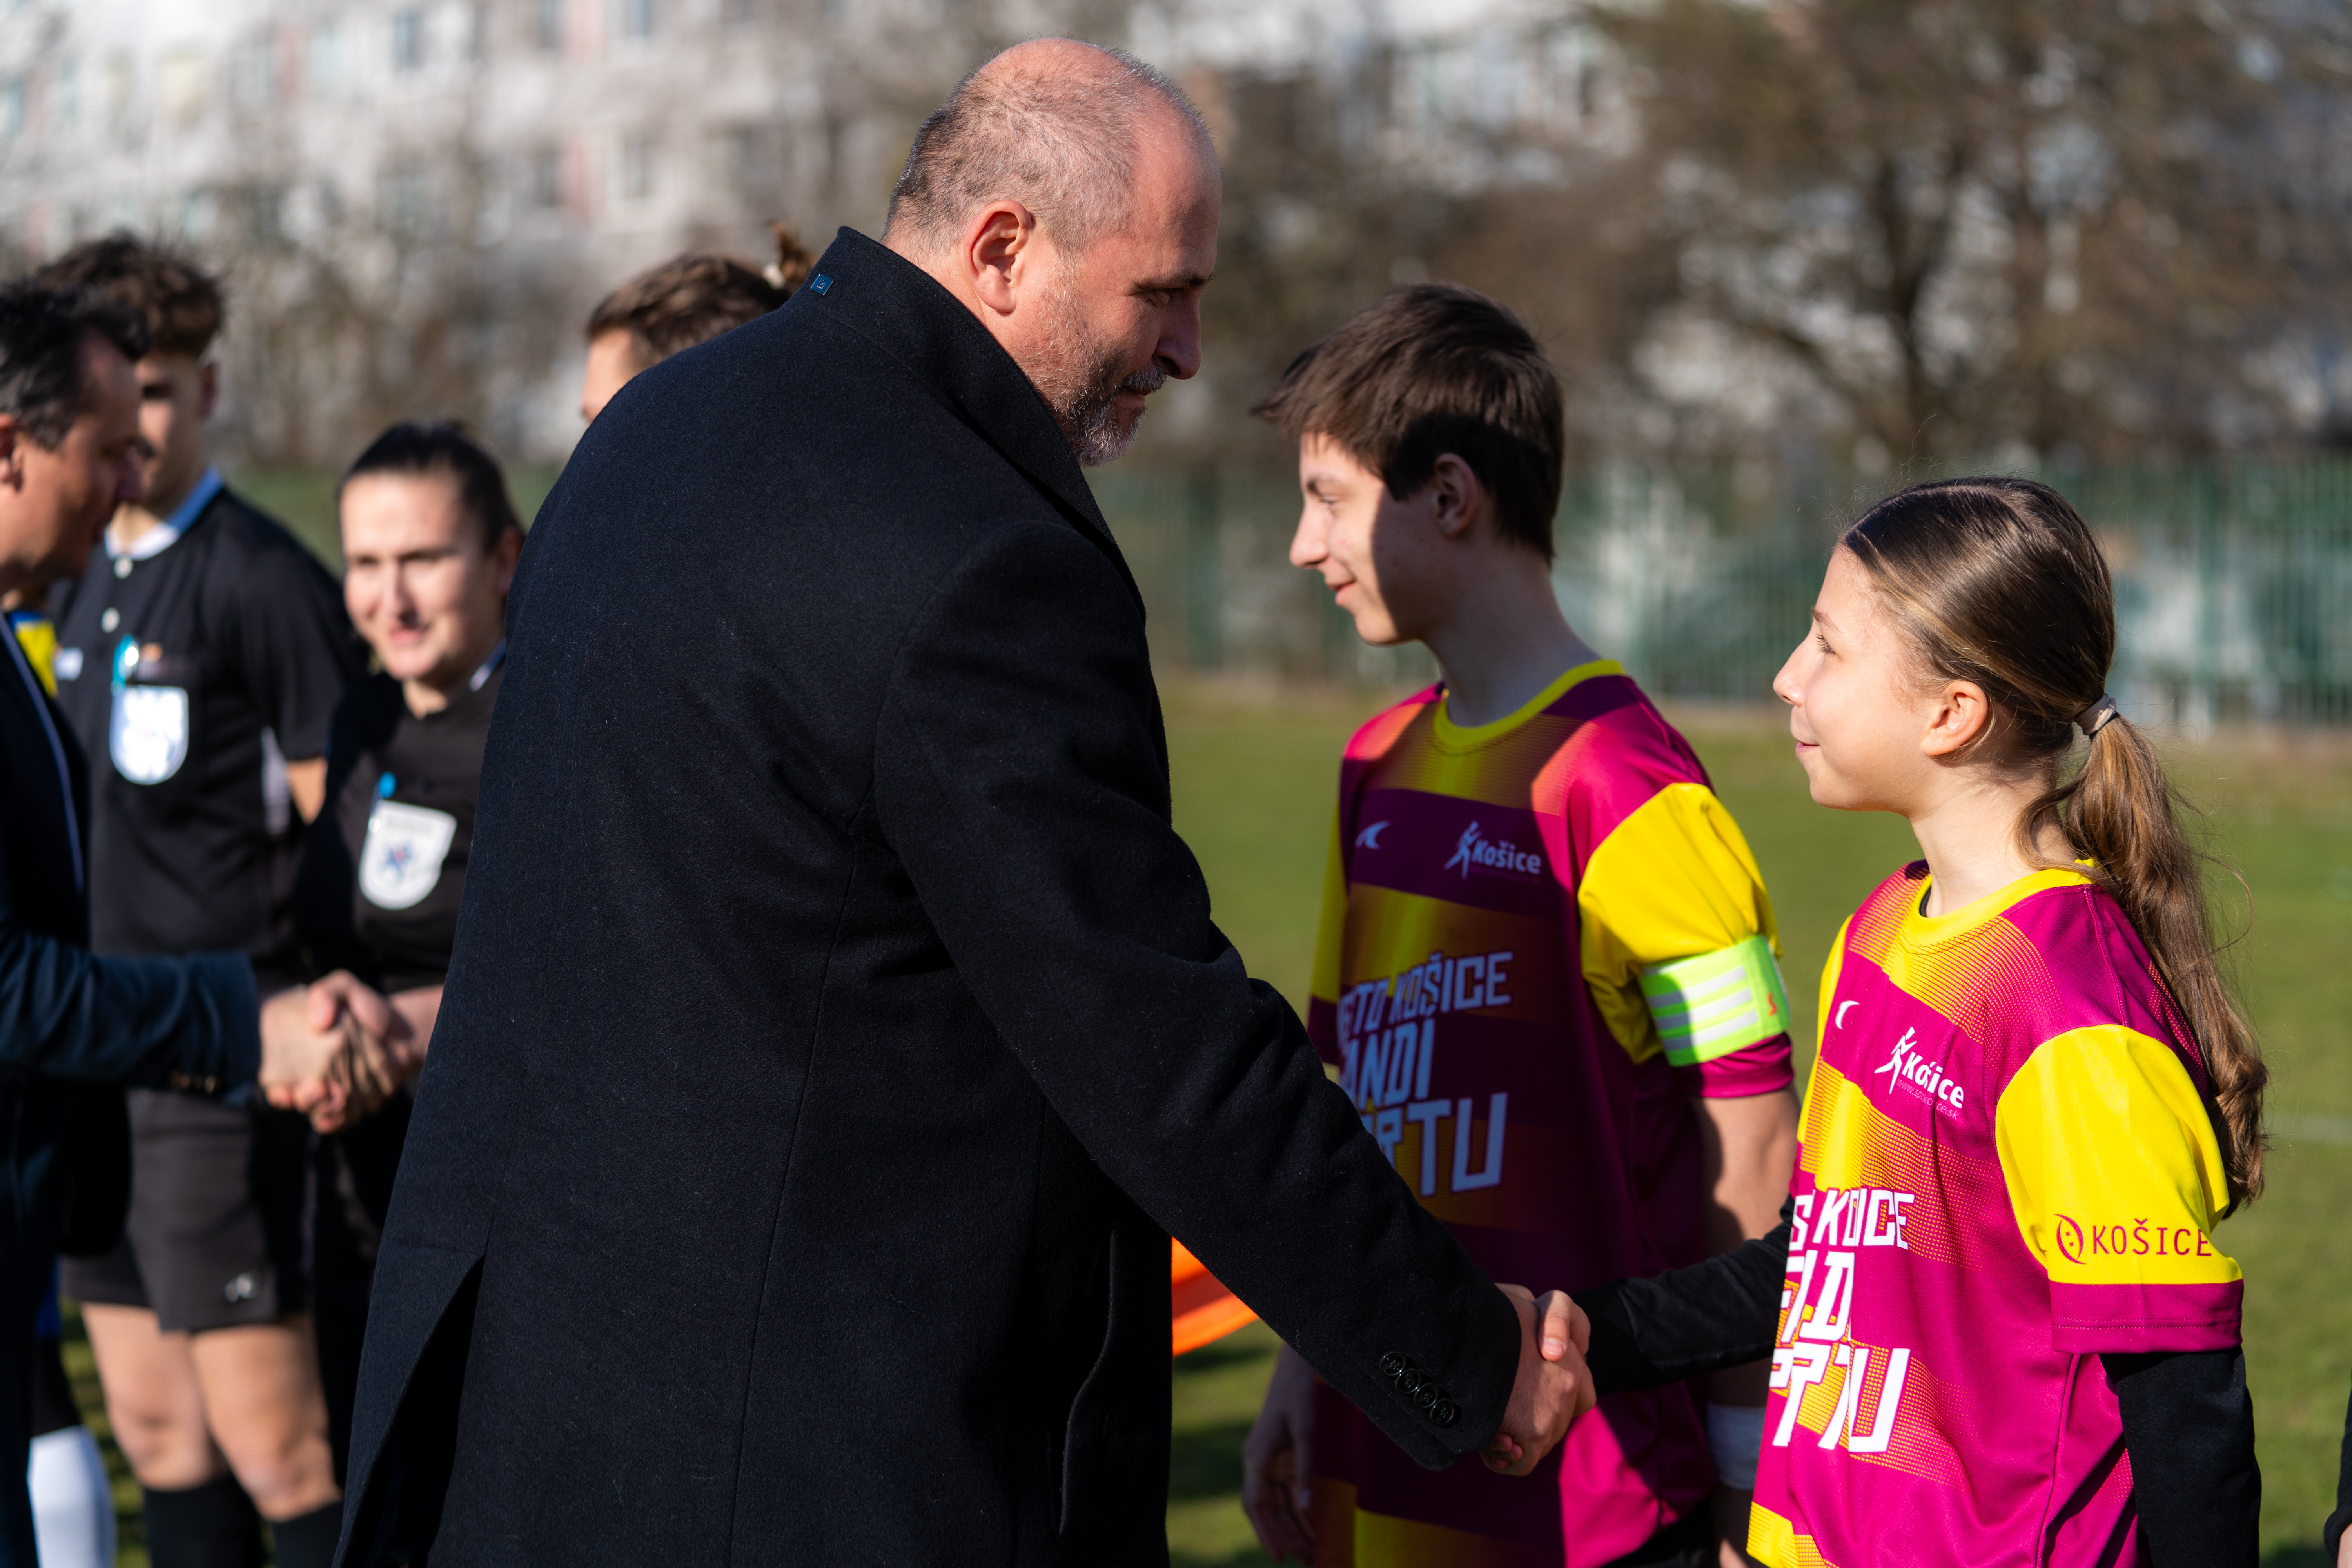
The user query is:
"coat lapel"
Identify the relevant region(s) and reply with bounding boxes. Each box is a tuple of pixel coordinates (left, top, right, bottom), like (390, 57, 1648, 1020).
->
(799, 228, 1145, 615)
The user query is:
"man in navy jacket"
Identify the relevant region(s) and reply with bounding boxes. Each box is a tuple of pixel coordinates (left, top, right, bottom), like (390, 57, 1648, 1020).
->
(0, 281, 385, 1566)
(341, 42, 1593, 1567)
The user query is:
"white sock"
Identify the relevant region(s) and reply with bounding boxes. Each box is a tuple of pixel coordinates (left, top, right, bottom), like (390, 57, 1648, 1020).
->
(27, 1426, 115, 1568)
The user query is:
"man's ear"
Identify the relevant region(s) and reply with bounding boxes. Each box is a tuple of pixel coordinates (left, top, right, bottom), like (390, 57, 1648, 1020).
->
(964, 201, 1040, 319)
(1428, 454, 1484, 541)
(1920, 679, 1996, 760)
(197, 360, 220, 422)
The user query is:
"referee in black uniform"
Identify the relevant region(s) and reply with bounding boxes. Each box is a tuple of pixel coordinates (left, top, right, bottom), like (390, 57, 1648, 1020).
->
(0, 281, 381, 1568)
(36, 240, 361, 1568)
(289, 422, 520, 1481)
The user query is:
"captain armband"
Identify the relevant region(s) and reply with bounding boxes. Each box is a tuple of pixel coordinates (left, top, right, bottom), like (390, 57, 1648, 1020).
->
(1639, 934, 1791, 1067)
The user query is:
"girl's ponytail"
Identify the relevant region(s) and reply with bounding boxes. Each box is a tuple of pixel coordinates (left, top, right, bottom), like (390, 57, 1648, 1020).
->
(1844, 477, 2266, 1209)
(2048, 713, 2266, 1204)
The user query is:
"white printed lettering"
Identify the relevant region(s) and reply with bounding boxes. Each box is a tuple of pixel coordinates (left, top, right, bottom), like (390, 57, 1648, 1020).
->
(1452, 1093, 1508, 1191)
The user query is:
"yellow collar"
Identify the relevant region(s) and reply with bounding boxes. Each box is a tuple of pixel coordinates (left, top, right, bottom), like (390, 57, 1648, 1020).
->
(1429, 659, 1623, 753)
(1901, 862, 2096, 947)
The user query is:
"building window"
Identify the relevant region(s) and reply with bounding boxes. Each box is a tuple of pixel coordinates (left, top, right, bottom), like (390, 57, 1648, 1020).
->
(528, 146, 561, 210)
(620, 131, 657, 201)
(722, 0, 759, 24)
(392, 8, 424, 73)
(618, 0, 655, 41)
(535, 0, 563, 53)
(52, 58, 76, 128)
(0, 78, 22, 140)
(715, 125, 758, 197)
(231, 31, 273, 112)
(309, 20, 341, 96)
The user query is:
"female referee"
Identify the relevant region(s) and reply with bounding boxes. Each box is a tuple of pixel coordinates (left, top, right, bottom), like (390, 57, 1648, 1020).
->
(290, 422, 520, 1476)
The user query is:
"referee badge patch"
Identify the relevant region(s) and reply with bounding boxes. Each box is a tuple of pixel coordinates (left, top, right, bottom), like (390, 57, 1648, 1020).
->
(110, 684, 190, 784)
(359, 799, 459, 910)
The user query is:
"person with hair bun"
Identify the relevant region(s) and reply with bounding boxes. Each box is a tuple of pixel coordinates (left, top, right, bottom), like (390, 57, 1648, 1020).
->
(1554, 476, 2264, 1567)
(286, 422, 523, 1481)
(577, 224, 814, 423)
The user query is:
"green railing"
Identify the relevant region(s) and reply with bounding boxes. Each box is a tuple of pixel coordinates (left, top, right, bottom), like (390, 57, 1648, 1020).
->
(1094, 459, 2352, 728)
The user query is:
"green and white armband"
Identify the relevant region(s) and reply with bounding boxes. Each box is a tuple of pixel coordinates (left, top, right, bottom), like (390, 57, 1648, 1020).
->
(1639, 934, 1791, 1067)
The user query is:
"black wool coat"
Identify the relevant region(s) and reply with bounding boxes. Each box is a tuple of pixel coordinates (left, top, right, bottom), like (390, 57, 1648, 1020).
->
(339, 229, 1521, 1567)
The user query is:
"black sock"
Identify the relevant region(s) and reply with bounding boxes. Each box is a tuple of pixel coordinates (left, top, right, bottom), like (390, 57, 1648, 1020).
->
(268, 1500, 346, 1568)
(141, 1475, 265, 1568)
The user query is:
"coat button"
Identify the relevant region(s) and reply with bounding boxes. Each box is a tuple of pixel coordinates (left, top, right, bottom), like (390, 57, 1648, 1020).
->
(1397, 1367, 1424, 1396)
(1379, 1352, 1408, 1378)
(1413, 1383, 1440, 1411)
(1434, 1400, 1459, 1428)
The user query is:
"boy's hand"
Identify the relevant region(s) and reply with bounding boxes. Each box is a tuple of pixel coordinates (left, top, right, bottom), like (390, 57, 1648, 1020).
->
(1243, 1344, 1318, 1562)
(1482, 1285, 1595, 1475)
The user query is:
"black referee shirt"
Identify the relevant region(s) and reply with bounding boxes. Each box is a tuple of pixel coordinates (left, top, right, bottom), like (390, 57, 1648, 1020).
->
(50, 483, 362, 983)
(295, 660, 497, 1304)
(296, 662, 497, 995)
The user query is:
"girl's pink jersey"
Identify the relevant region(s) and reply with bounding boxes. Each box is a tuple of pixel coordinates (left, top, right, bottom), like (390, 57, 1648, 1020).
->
(1753, 863, 2243, 1568)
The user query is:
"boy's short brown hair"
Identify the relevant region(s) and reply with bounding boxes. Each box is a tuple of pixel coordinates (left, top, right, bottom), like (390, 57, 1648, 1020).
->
(1252, 283, 1564, 560)
(585, 224, 813, 365)
(34, 234, 224, 359)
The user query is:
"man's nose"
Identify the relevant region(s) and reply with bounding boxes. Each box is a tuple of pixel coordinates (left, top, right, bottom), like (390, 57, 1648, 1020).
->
(1158, 298, 1203, 381)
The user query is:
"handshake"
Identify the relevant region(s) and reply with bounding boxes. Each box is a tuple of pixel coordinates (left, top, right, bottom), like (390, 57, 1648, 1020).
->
(1244, 1282, 1597, 1561)
(256, 971, 425, 1132)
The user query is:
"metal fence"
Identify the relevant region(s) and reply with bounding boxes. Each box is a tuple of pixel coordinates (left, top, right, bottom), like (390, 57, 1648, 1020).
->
(1093, 459, 2352, 729)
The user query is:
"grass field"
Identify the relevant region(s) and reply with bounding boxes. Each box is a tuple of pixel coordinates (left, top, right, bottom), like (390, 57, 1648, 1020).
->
(1158, 679, 2352, 1568)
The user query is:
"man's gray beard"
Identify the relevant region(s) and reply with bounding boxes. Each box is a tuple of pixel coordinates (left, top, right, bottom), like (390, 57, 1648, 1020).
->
(1033, 270, 1168, 468)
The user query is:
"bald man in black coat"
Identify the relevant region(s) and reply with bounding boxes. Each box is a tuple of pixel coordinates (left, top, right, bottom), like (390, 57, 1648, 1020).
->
(339, 44, 1586, 1567)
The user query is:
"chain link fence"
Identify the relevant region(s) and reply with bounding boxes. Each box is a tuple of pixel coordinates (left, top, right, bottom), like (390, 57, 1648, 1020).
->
(1094, 460, 2352, 730)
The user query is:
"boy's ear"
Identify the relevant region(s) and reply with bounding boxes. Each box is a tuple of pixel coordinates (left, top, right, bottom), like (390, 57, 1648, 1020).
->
(1428, 454, 1482, 540)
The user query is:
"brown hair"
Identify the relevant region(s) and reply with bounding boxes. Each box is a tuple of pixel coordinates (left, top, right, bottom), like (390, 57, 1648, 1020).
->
(585, 224, 813, 364)
(339, 420, 522, 552)
(1252, 284, 1565, 561)
(34, 234, 224, 359)
(0, 282, 153, 448)
(1843, 476, 2266, 1206)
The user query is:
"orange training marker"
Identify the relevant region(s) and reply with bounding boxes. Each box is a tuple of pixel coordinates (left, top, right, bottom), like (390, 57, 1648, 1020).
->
(1171, 1238, 1258, 1354)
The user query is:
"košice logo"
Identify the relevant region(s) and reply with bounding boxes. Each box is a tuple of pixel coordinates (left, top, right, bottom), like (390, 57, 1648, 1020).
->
(1873, 1026, 1967, 1116)
(1443, 821, 1542, 880)
(2053, 1212, 2215, 1265)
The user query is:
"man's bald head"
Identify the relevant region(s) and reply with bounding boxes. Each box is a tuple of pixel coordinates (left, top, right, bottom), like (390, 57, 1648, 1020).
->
(885, 40, 1214, 259)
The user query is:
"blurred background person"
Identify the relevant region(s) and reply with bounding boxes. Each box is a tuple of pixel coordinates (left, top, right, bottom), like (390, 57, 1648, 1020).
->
(290, 421, 521, 1481)
(0, 277, 384, 1568)
(33, 237, 365, 1568)
(6, 599, 123, 1568)
(577, 223, 813, 423)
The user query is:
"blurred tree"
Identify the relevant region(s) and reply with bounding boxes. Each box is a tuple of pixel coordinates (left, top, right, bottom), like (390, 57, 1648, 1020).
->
(1590, 0, 2352, 462)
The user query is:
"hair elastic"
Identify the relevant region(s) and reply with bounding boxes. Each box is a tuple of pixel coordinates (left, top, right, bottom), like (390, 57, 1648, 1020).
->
(2076, 694, 2119, 738)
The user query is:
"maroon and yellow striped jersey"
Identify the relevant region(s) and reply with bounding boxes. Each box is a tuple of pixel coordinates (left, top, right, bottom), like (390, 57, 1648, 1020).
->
(1304, 660, 1793, 1566)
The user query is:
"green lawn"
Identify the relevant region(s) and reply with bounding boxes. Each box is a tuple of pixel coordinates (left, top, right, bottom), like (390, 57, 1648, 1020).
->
(1160, 680, 2352, 1567)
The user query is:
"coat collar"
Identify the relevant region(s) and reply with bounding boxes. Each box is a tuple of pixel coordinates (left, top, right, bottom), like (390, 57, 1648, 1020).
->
(802, 229, 1142, 606)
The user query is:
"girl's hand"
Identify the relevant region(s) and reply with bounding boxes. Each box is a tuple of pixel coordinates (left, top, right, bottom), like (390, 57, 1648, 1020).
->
(1242, 1344, 1318, 1562)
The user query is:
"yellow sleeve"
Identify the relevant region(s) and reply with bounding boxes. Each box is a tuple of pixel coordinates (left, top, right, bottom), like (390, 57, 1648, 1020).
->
(1579, 782, 1790, 1070)
(1994, 1026, 2243, 1351)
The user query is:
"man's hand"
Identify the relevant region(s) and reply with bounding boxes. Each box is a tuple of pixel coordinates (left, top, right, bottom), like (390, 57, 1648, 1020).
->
(1481, 1285, 1595, 1476)
(259, 973, 406, 1131)
(1242, 1345, 1318, 1562)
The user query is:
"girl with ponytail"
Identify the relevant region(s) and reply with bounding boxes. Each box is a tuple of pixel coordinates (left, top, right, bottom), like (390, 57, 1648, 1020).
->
(1708, 475, 2260, 1567)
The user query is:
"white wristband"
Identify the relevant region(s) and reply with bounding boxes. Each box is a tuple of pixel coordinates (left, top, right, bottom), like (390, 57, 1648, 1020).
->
(1706, 1401, 1766, 1491)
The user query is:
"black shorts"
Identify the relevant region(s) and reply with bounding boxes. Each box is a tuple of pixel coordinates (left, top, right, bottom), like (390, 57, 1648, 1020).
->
(59, 1091, 310, 1334)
